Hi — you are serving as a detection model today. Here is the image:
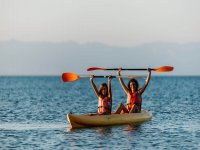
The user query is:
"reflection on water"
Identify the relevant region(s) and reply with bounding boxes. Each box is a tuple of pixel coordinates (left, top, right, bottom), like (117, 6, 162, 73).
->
(66, 124, 140, 133)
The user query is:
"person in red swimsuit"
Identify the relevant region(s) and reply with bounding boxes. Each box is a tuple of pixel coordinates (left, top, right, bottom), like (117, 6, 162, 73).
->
(90, 75, 112, 115)
(115, 68, 151, 113)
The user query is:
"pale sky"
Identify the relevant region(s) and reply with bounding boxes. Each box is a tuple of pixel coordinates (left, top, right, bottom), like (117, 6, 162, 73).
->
(1, 0, 200, 46)
(0, 0, 200, 75)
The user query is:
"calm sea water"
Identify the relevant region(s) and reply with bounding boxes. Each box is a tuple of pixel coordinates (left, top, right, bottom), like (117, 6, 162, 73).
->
(0, 76, 200, 149)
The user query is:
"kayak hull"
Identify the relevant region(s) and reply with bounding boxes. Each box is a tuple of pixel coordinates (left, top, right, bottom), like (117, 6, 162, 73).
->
(67, 110, 152, 129)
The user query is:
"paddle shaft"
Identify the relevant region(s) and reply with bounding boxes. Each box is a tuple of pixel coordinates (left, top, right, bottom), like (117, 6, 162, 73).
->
(87, 66, 174, 72)
(62, 72, 141, 82)
(79, 75, 137, 78)
(103, 68, 149, 71)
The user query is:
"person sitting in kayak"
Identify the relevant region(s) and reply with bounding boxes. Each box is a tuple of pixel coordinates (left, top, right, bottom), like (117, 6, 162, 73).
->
(115, 68, 151, 114)
(90, 75, 112, 115)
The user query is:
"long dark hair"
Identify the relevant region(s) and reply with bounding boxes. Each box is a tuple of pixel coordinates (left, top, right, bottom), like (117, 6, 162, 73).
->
(99, 83, 108, 97)
(128, 79, 139, 91)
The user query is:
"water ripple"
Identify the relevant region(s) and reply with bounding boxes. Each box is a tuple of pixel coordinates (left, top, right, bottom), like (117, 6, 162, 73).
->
(0, 76, 200, 149)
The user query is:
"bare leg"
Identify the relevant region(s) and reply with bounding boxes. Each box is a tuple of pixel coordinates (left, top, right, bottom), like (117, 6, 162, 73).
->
(115, 102, 129, 114)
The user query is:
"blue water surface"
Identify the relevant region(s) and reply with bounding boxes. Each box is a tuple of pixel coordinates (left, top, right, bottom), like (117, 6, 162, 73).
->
(0, 76, 200, 149)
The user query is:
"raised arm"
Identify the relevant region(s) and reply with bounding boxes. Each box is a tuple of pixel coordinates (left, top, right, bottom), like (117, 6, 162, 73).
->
(90, 75, 100, 98)
(107, 76, 112, 98)
(118, 69, 129, 94)
(139, 68, 151, 94)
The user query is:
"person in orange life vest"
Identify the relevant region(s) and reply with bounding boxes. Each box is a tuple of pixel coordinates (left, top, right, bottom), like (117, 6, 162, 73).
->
(90, 75, 112, 115)
(115, 68, 151, 114)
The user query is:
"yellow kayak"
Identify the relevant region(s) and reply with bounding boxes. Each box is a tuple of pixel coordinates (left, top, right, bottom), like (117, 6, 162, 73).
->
(67, 110, 152, 129)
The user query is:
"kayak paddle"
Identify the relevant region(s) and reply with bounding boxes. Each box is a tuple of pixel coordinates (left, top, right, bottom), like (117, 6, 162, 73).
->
(87, 66, 174, 72)
(62, 72, 140, 82)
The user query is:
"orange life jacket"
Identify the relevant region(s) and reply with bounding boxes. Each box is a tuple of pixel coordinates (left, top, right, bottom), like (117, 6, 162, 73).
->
(98, 97, 112, 114)
(126, 91, 141, 111)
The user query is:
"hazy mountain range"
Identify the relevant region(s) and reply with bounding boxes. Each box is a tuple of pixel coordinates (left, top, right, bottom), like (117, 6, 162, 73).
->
(0, 40, 199, 76)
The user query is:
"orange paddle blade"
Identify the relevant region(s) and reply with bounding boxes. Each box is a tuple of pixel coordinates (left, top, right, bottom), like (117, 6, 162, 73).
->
(87, 67, 106, 71)
(153, 66, 174, 72)
(62, 72, 80, 82)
